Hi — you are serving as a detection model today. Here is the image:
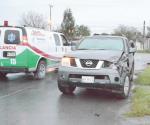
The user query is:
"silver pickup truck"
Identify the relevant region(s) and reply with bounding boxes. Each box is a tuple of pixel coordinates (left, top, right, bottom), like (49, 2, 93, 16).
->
(57, 35, 136, 99)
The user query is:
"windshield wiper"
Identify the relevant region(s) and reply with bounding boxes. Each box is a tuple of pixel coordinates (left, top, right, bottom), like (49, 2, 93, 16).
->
(77, 48, 88, 50)
(95, 49, 107, 50)
(77, 48, 110, 50)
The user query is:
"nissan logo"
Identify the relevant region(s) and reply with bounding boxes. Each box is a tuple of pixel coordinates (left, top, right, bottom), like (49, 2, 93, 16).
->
(85, 60, 93, 67)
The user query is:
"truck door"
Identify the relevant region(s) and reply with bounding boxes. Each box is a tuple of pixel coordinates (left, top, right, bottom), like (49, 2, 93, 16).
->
(125, 39, 134, 72)
(60, 34, 71, 54)
(53, 33, 63, 57)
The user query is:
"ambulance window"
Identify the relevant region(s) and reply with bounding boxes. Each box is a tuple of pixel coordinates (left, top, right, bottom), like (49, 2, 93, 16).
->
(4, 30, 20, 44)
(61, 35, 68, 46)
(54, 34, 61, 46)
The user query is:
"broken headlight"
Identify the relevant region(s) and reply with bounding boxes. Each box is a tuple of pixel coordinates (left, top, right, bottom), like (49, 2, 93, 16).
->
(103, 61, 118, 70)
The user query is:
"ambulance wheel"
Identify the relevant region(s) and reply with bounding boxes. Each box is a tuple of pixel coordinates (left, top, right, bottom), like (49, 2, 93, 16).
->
(34, 60, 46, 80)
(0, 72, 7, 79)
(54, 68, 58, 73)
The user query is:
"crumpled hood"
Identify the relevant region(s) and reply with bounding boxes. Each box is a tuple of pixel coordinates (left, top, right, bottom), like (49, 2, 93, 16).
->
(65, 50, 124, 62)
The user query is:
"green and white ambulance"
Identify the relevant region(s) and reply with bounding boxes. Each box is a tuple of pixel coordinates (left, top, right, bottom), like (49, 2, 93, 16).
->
(0, 22, 71, 79)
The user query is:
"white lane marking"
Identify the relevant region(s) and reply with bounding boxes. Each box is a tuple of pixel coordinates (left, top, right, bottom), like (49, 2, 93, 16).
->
(0, 87, 32, 100)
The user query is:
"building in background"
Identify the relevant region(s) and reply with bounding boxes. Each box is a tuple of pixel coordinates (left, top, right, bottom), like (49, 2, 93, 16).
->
(136, 41, 143, 50)
(143, 38, 150, 50)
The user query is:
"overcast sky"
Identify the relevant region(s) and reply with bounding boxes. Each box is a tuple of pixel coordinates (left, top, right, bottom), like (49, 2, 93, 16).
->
(0, 0, 150, 33)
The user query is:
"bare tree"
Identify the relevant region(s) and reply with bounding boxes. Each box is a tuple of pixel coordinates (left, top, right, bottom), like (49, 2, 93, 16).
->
(113, 25, 143, 42)
(20, 11, 48, 29)
(147, 26, 150, 38)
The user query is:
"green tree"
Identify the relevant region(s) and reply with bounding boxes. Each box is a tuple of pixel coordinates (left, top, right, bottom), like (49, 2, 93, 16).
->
(61, 8, 75, 40)
(75, 25, 90, 38)
(101, 33, 109, 35)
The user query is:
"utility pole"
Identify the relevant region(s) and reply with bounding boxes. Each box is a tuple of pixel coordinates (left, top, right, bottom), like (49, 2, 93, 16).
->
(49, 4, 53, 31)
(143, 20, 146, 49)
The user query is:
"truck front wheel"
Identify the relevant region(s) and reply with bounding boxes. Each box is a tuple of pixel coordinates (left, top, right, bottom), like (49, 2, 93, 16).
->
(58, 81, 76, 94)
(119, 75, 131, 99)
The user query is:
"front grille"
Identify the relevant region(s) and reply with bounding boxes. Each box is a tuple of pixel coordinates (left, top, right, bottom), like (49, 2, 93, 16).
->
(95, 75, 109, 80)
(80, 59, 99, 68)
(69, 74, 81, 78)
(69, 74, 109, 80)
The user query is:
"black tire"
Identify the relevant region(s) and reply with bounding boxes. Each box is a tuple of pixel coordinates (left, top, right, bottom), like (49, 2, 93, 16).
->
(58, 81, 76, 94)
(0, 72, 7, 78)
(54, 68, 58, 73)
(34, 60, 46, 80)
(119, 75, 131, 99)
(130, 64, 134, 81)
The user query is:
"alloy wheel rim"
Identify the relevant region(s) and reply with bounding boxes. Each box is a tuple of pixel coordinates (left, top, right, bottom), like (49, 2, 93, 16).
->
(39, 64, 46, 78)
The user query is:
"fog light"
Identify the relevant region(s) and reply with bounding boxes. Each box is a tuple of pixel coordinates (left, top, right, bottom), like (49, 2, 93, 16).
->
(104, 76, 108, 80)
(114, 77, 119, 82)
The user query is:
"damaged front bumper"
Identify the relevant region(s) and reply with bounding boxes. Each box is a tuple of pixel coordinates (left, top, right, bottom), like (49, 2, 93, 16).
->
(58, 66, 125, 92)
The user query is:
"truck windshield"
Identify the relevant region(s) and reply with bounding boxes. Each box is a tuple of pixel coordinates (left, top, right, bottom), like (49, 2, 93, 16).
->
(4, 30, 20, 44)
(77, 37, 124, 51)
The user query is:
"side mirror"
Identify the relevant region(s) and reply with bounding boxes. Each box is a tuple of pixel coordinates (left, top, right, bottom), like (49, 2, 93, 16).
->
(130, 42, 135, 48)
(64, 42, 71, 46)
(71, 46, 76, 51)
(129, 47, 136, 53)
(68, 42, 72, 46)
(129, 41, 136, 53)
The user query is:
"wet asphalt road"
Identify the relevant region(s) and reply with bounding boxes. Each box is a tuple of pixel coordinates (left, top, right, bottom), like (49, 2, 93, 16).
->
(0, 53, 150, 125)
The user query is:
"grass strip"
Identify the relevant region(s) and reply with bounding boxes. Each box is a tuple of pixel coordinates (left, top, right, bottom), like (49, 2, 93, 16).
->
(126, 86, 150, 117)
(135, 66, 150, 86)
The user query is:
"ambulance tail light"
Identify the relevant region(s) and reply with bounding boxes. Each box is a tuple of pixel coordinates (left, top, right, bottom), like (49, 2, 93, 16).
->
(4, 21, 8, 27)
(22, 36, 28, 44)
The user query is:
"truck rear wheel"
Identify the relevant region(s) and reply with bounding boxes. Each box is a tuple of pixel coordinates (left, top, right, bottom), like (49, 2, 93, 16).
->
(34, 60, 46, 80)
(0, 72, 7, 78)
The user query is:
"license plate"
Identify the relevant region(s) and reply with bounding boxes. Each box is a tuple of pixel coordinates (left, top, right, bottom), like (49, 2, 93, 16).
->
(7, 52, 16, 57)
(81, 76, 94, 83)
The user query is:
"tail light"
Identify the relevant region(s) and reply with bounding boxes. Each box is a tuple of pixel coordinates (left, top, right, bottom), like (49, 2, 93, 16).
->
(22, 36, 28, 43)
(21, 35, 28, 45)
(4, 21, 8, 27)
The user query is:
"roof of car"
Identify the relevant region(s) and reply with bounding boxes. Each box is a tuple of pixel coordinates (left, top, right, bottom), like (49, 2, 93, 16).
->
(89, 35, 128, 40)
